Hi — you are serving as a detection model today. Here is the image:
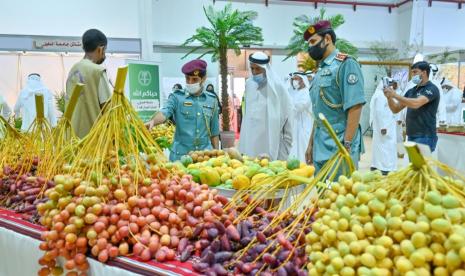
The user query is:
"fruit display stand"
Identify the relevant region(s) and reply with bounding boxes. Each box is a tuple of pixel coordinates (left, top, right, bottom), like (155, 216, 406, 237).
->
(0, 208, 197, 276)
(437, 130, 465, 174)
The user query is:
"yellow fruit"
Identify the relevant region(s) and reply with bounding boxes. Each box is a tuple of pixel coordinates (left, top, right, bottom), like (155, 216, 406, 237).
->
(446, 250, 461, 269)
(232, 175, 250, 190)
(410, 251, 426, 267)
(434, 267, 448, 276)
(378, 258, 393, 269)
(452, 270, 465, 276)
(259, 158, 269, 167)
(212, 158, 223, 167)
(411, 232, 427, 248)
(230, 159, 243, 169)
(431, 218, 451, 233)
(401, 220, 416, 235)
(360, 253, 376, 267)
(340, 267, 355, 276)
(434, 253, 446, 266)
(343, 254, 357, 267)
(396, 257, 413, 273)
(199, 167, 221, 186)
(291, 165, 315, 178)
(220, 172, 232, 182)
(251, 173, 268, 186)
(460, 247, 465, 262)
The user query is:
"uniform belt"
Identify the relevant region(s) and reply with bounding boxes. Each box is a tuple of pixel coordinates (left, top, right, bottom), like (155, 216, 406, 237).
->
(177, 136, 210, 146)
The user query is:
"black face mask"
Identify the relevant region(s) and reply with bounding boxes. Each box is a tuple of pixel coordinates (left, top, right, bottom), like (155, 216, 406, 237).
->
(308, 38, 328, 61)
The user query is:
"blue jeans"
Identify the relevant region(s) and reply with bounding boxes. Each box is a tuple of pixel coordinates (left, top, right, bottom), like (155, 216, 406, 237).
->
(408, 135, 438, 152)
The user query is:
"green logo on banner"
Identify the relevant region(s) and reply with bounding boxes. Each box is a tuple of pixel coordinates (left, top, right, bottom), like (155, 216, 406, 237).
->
(128, 63, 160, 122)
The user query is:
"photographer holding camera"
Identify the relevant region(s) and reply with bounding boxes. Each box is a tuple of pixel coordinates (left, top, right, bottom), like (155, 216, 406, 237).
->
(383, 61, 440, 152)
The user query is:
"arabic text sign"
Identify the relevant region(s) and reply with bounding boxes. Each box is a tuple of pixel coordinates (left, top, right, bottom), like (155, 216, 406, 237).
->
(128, 62, 160, 122)
(33, 39, 82, 51)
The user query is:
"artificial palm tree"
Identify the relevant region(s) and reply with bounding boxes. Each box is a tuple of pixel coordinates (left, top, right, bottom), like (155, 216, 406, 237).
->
(182, 4, 263, 132)
(285, 8, 358, 72)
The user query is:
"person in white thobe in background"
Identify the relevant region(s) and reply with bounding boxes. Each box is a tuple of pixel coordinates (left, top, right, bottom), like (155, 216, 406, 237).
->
(14, 73, 57, 132)
(238, 52, 293, 160)
(0, 94, 12, 119)
(441, 79, 464, 125)
(287, 72, 313, 162)
(430, 64, 447, 126)
(370, 81, 398, 174)
(392, 81, 406, 158)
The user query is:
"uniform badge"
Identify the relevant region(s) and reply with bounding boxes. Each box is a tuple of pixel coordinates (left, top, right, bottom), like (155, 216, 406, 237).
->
(308, 26, 316, 35)
(183, 101, 193, 106)
(321, 69, 331, 76)
(347, 74, 358, 85)
(425, 89, 433, 95)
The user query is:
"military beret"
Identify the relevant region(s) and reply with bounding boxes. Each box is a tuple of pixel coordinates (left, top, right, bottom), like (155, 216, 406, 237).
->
(303, 20, 332, 42)
(182, 59, 207, 77)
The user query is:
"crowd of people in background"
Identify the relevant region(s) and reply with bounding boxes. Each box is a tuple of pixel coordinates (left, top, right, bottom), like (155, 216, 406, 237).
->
(2, 26, 465, 173)
(370, 61, 465, 175)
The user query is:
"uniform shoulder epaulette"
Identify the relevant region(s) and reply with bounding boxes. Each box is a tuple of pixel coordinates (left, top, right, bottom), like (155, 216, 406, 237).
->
(335, 53, 349, 62)
(173, 89, 185, 95)
(205, 91, 218, 98)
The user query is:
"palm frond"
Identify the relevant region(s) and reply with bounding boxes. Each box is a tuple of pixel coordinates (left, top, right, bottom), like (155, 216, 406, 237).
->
(181, 3, 264, 131)
(284, 8, 357, 60)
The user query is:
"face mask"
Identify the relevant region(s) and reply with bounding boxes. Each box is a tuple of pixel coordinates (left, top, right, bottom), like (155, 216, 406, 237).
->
(253, 73, 266, 85)
(411, 75, 421, 85)
(308, 38, 328, 61)
(292, 80, 301, 89)
(186, 83, 201, 95)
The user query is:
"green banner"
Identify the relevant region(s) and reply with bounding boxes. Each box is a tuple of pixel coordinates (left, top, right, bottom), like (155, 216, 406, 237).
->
(127, 62, 160, 122)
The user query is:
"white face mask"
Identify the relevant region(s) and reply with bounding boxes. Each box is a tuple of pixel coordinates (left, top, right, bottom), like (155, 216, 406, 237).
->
(185, 83, 201, 95)
(292, 80, 301, 89)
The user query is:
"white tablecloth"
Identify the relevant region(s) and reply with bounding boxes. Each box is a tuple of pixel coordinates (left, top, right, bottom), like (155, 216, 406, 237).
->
(0, 226, 142, 276)
(437, 132, 465, 174)
(0, 208, 193, 276)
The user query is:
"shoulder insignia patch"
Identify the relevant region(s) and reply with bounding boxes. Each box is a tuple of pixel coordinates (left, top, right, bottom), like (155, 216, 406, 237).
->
(347, 74, 358, 85)
(335, 53, 348, 62)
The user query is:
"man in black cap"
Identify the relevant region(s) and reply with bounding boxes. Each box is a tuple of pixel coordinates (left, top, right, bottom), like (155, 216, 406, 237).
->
(384, 61, 440, 152)
(303, 20, 366, 174)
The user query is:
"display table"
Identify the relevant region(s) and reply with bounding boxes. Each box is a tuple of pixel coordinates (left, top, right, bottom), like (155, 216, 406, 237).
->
(0, 208, 197, 276)
(437, 131, 465, 174)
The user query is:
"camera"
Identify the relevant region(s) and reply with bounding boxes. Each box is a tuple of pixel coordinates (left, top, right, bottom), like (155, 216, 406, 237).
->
(382, 77, 394, 88)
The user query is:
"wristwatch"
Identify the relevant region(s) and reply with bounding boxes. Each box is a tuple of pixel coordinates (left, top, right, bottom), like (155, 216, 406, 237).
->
(344, 140, 352, 151)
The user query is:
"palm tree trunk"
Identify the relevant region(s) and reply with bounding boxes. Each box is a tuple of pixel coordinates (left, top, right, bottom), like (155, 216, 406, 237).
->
(219, 47, 230, 131)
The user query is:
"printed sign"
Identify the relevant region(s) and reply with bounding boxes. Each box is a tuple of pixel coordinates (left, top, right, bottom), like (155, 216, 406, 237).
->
(127, 62, 160, 122)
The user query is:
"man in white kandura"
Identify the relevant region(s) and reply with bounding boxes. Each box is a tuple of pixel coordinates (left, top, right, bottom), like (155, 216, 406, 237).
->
(239, 52, 293, 160)
(14, 73, 57, 131)
(370, 80, 398, 174)
(393, 81, 407, 159)
(287, 72, 313, 162)
(441, 79, 464, 125)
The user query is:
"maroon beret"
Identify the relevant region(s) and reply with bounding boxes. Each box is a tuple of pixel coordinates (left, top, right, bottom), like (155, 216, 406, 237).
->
(303, 20, 332, 42)
(182, 59, 207, 77)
